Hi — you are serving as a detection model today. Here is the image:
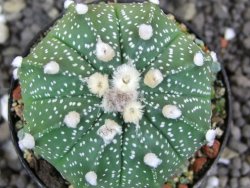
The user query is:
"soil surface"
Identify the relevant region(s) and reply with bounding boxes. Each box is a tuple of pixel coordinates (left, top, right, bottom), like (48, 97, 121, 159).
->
(1, 0, 250, 188)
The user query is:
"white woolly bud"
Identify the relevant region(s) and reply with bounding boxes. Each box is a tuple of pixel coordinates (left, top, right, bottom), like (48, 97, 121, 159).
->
(96, 38, 115, 62)
(224, 28, 236, 41)
(75, 3, 88, 15)
(144, 69, 163, 88)
(112, 64, 140, 93)
(64, 111, 81, 128)
(87, 72, 109, 97)
(85, 171, 97, 186)
(144, 153, 162, 168)
(206, 129, 216, 147)
(97, 119, 122, 145)
(11, 56, 23, 68)
(123, 101, 144, 125)
(18, 133, 35, 151)
(13, 68, 19, 80)
(64, 0, 74, 9)
(149, 0, 160, 5)
(194, 52, 204, 66)
(210, 51, 218, 62)
(162, 105, 182, 119)
(44, 61, 60, 74)
(139, 24, 153, 40)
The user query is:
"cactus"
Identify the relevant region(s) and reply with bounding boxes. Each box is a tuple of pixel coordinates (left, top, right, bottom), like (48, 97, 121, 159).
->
(15, 1, 218, 188)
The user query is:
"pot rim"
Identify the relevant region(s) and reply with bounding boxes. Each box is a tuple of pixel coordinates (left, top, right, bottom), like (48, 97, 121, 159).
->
(8, 1, 232, 188)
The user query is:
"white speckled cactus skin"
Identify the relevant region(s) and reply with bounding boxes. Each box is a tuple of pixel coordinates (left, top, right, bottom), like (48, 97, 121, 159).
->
(18, 2, 215, 188)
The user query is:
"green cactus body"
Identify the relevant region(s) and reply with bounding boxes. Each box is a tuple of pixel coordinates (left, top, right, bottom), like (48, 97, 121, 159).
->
(18, 1, 215, 188)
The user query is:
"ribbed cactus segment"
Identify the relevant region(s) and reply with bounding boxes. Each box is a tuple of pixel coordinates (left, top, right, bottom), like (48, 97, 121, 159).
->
(19, 2, 214, 188)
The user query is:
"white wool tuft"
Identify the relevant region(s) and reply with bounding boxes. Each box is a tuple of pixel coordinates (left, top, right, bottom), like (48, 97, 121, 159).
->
(13, 68, 19, 80)
(144, 153, 162, 168)
(96, 38, 115, 62)
(224, 28, 236, 41)
(97, 119, 122, 145)
(149, 0, 160, 5)
(162, 105, 182, 119)
(123, 101, 144, 125)
(11, 56, 23, 68)
(112, 64, 140, 93)
(85, 171, 97, 186)
(64, 0, 74, 9)
(64, 111, 81, 128)
(206, 129, 216, 146)
(44, 61, 60, 74)
(87, 72, 109, 97)
(193, 52, 204, 66)
(139, 24, 153, 40)
(210, 51, 218, 62)
(18, 133, 35, 151)
(75, 3, 88, 15)
(144, 69, 164, 88)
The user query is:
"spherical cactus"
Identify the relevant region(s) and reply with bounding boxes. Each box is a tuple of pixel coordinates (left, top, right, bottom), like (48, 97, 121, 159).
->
(15, 1, 218, 187)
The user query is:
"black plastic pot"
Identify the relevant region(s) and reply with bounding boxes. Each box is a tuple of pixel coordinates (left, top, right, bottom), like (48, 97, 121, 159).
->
(8, 1, 232, 188)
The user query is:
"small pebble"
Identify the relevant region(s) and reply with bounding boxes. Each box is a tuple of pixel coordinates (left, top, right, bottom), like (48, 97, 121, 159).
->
(224, 28, 236, 40)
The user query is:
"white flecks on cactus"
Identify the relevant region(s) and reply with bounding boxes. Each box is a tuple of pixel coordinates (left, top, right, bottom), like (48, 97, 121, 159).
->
(75, 3, 88, 15)
(210, 51, 218, 62)
(85, 171, 97, 186)
(144, 153, 162, 168)
(139, 24, 153, 40)
(64, 0, 74, 9)
(13, 68, 19, 80)
(43, 61, 60, 75)
(224, 28, 236, 41)
(162, 105, 182, 119)
(96, 38, 115, 62)
(64, 111, 81, 129)
(87, 72, 109, 97)
(206, 129, 216, 146)
(18, 133, 35, 151)
(144, 69, 164, 88)
(112, 64, 140, 93)
(123, 101, 144, 125)
(97, 119, 122, 145)
(149, 0, 160, 5)
(11, 56, 23, 68)
(193, 52, 204, 66)
(102, 89, 138, 113)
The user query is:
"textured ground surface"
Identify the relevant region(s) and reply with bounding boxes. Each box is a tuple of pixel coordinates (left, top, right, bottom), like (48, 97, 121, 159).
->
(0, 0, 250, 188)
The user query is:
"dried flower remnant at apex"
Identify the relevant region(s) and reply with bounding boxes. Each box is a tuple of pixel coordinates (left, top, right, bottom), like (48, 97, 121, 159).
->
(17, 1, 217, 187)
